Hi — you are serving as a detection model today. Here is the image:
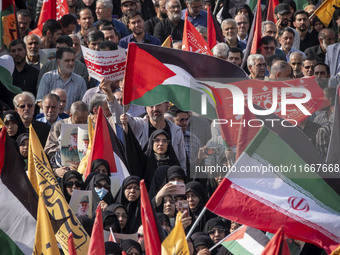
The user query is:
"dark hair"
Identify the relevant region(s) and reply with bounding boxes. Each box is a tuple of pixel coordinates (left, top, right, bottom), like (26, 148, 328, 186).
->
(59, 14, 77, 28)
(96, 19, 114, 30)
(279, 27, 295, 38)
(42, 19, 62, 36)
(267, 54, 285, 68)
(304, 55, 317, 63)
(282, 0, 296, 12)
(314, 62, 330, 75)
(168, 105, 188, 117)
(16, 9, 31, 18)
(56, 35, 73, 47)
(259, 36, 277, 47)
(56, 47, 75, 60)
(87, 30, 104, 43)
(99, 41, 118, 50)
(42, 93, 60, 103)
(100, 25, 120, 39)
(9, 39, 26, 50)
(293, 10, 308, 21)
(127, 11, 143, 24)
(227, 47, 244, 59)
(77, 7, 94, 19)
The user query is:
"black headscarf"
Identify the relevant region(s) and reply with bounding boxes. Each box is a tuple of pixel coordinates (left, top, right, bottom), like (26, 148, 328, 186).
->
(90, 159, 111, 176)
(3, 110, 26, 141)
(61, 170, 84, 203)
(148, 165, 170, 200)
(204, 218, 229, 236)
(77, 216, 94, 237)
(107, 203, 128, 233)
(167, 165, 186, 183)
(105, 241, 122, 255)
(86, 172, 115, 217)
(144, 130, 180, 189)
(157, 212, 171, 228)
(192, 232, 216, 255)
(114, 176, 141, 233)
(102, 211, 121, 232)
(121, 239, 142, 255)
(235, 4, 254, 31)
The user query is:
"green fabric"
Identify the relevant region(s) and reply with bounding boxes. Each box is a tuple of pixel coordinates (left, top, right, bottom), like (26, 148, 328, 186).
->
(0, 229, 25, 255)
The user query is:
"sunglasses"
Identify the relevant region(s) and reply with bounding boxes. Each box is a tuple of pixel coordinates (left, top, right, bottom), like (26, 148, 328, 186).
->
(18, 103, 33, 109)
(66, 181, 82, 188)
(95, 183, 110, 190)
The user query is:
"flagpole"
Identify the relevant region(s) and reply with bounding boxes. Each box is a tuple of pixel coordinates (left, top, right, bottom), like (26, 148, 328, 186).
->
(186, 207, 207, 240)
(209, 225, 243, 251)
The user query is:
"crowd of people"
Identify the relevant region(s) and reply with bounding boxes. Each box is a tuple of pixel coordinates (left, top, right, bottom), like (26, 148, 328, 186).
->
(0, 0, 338, 254)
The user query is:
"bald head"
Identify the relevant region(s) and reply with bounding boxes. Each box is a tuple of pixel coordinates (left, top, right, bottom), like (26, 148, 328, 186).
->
(269, 60, 292, 80)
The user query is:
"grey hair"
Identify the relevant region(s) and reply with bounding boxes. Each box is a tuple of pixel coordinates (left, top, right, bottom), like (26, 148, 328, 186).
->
(51, 88, 67, 95)
(70, 101, 89, 115)
(212, 43, 229, 59)
(96, 0, 113, 9)
(270, 60, 291, 77)
(195, 25, 207, 34)
(261, 21, 276, 34)
(289, 51, 306, 62)
(318, 28, 334, 39)
(13, 91, 36, 107)
(23, 34, 42, 46)
(165, 0, 180, 9)
(89, 94, 107, 114)
(247, 54, 265, 67)
(42, 93, 60, 104)
(221, 19, 237, 29)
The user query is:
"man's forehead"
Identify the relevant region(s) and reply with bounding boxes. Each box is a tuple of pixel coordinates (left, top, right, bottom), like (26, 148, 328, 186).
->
(18, 96, 32, 103)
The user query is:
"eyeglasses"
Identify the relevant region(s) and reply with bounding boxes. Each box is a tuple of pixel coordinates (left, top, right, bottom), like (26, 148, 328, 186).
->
(153, 138, 170, 144)
(66, 181, 82, 188)
(168, 4, 181, 10)
(176, 118, 190, 123)
(262, 46, 275, 51)
(95, 183, 110, 190)
(18, 103, 33, 109)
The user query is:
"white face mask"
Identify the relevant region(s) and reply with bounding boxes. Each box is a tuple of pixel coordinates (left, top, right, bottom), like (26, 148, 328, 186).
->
(95, 187, 108, 200)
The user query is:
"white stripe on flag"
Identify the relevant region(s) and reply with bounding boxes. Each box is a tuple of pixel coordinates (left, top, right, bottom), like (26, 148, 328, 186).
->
(236, 232, 266, 255)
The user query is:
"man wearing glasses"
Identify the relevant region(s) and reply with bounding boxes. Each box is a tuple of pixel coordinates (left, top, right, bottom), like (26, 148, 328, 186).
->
(13, 91, 50, 147)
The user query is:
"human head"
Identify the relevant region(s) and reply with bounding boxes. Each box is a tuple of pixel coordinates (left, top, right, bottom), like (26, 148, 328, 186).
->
(108, 204, 128, 230)
(274, 3, 291, 27)
(283, 0, 296, 16)
(87, 30, 104, 50)
(269, 60, 292, 80)
(221, 19, 237, 43)
(168, 105, 190, 132)
(123, 176, 141, 202)
(121, 239, 142, 255)
(185, 0, 203, 17)
(91, 159, 110, 176)
(127, 11, 145, 36)
(137, 225, 144, 252)
(278, 27, 295, 52)
(59, 14, 77, 35)
(56, 47, 76, 76)
(259, 36, 277, 61)
(226, 47, 243, 66)
(24, 34, 41, 59)
(318, 28, 336, 52)
(165, 0, 182, 23)
(4, 110, 25, 138)
(69, 34, 82, 57)
(247, 54, 266, 79)
(42, 93, 60, 124)
(70, 101, 89, 124)
(192, 233, 214, 253)
(293, 10, 309, 33)
(234, 14, 249, 39)
(196, 25, 207, 42)
(78, 8, 94, 32)
(96, 0, 114, 20)
(9, 39, 26, 65)
(155, 0, 167, 19)
(100, 26, 120, 43)
(302, 56, 317, 77)
(204, 218, 228, 244)
(42, 19, 62, 44)
(121, 0, 138, 17)
(16, 9, 31, 37)
(185, 181, 205, 211)
(56, 35, 73, 49)
(146, 103, 167, 122)
(51, 88, 68, 114)
(151, 130, 170, 155)
(314, 62, 330, 89)
(312, 17, 324, 33)
(16, 133, 29, 158)
(13, 92, 35, 124)
(261, 21, 277, 38)
(63, 171, 83, 199)
(289, 51, 304, 78)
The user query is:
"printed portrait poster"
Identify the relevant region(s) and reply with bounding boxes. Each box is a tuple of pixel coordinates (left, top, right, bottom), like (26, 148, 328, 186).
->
(69, 190, 93, 218)
(39, 48, 56, 66)
(77, 127, 89, 161)
(81, 45, 126, 81)
(60, 124, 88, 167)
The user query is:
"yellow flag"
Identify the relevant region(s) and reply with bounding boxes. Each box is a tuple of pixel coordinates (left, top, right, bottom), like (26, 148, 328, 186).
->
(331, 245, 340, 255)
(161, 211, 190, 255)
(77, 116, 93, 174)
(29, 125, 90, 255)
(28, 124, 40, 194)
(312, 0, 340, 26)
(0, 118, 4, 129)
(162, 35, 173, 48)
(33, 192, 60, 255)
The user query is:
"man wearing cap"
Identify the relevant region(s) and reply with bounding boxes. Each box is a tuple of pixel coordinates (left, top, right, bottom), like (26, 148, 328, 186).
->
(119, 0, 138, 30)
(274, 3, 300, 50)
(81, 134, 89, 156)
(78, 195, 90, 217)
(61, 127, 80, 165)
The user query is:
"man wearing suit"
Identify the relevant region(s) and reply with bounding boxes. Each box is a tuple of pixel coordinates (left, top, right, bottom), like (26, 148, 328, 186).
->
(325, 40, 340, 78)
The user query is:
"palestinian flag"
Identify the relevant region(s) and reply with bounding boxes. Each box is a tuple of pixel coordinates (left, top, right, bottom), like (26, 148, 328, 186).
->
(123, 43, 248, 119)
(222, 226, 269, 254)
(0, 54, 22, 94)
(261, 227, 290, 255)
(206, 124, 340, 254)
(0, 0, 17, 48)
(0, 127, 38, 254)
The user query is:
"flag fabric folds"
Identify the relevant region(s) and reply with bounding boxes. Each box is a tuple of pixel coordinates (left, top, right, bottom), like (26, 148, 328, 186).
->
(33, 192, 60, 255)
(78, 116, 94, 174)
(206, 125, 340, 254)
(250, 0, 262, 55)
(207, 5, 217, 50)
(0, 0, 17, 48)
(28, 124, 40, 194)
(222, 225, 269, 254)
(161, 211, 190, 255)
(311, 0, 340, 27)
(261, 227, 290, 255)
(266, 0, 279, 23)
(0, 127, 38, 254)
(88, 205, 105, 255)
(29, 125, 90, 255)
(161, 35, 172, 47)
(68, 232, 77, 255)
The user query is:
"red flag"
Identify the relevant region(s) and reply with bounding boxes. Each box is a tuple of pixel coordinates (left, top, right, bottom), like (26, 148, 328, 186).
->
(88, 205, 105, 255)
(84, 107, 129, 180)
(267, 0, 279, 23)
(251, 0, 262, 54)
(207, 5, 217, 50)
(140, 179, 161, 255)
(261, 228, 291, 255)
(68, 232, 77, 255)
(182, 11, 213, 55)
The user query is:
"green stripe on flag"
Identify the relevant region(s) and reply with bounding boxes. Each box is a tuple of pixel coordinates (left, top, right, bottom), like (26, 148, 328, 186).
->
(0, 65, 21, 94)
(222, 240, 254, 255)
(0, 229, 25, 255)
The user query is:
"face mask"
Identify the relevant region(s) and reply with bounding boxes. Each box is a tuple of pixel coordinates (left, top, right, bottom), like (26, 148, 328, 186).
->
(95, 187, 108, 200)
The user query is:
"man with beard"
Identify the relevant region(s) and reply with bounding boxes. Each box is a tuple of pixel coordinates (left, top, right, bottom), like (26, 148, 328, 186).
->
(278, 27, 305, 62)
(16, 9, 31, 39)
(144, 0, 167, 35)
(119, 0, 138, 29)
(154, 0, 184, 43)
(221, 19, 246, 50)
(181, 0, 207, 27)
(9, 39, 39, 97)
(313, 63, 330, 89)
(37, 48, 87, 111)
(61, 127, 80, 165)
(37, 93, 62, 126)
(24, 34, 41, 70)
(274, 3, 300, 50)
(305, 28, 335, 63)
(292, 10, 318, 52)
(67, 0, 77, 15)
(119, 11, 161, 48)
(302, 55, 317, 77)
(289, 51, 304, 78)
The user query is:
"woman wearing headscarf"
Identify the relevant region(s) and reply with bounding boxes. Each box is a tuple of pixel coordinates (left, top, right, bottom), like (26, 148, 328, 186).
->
(121, 239, 142, 255)
(90, 159, 111, 176)
(114, 176, 141, 233)
(61, 170, 84, 203)
(16, 133, 29, 169)
(192, 232, 216, 255)
(102, 211, 121, 232)
(86, 172, 115, 215)
(204, 218, 230, 251)
(3, 110, 27, 141)
(107, 204, 129, 233)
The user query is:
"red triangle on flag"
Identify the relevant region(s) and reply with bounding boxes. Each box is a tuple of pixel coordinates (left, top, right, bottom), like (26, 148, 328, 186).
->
(251, 0, 262, 55)
(261, 227, 291, 255)
(88, 205, 105, 255)
(267, 0, 279, 23)
(207, 5, 217, 50)
(123, 43, 176, 105)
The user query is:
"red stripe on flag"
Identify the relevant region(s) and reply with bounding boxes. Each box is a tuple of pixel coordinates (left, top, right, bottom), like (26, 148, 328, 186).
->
(251, 0, 262, 54)
(88, 205, 105, 255)
(207, 5, 217, 50)
(68, 232, 77, 255)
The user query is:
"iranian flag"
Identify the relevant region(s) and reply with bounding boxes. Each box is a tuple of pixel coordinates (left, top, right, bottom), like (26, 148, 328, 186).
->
(0, 0, 17, 48)
(206, 124, 340, 253)
(0, 128, 38, 254)
(222, 225, 269, 254)
(123, 43, 248, 119)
